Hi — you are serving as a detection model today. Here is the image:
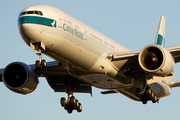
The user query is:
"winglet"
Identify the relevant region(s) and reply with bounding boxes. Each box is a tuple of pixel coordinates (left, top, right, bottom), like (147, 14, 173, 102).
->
(154, 16, 166, 47)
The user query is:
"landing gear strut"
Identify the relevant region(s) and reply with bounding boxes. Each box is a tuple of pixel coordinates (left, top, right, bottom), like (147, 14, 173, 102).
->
(60, 76, 83, 114)
(35, 50, 46, 68)
(136, 87, 158, 104)
(60, 94, 82, 113)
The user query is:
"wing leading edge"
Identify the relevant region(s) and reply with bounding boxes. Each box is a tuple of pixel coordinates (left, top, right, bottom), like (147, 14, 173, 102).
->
(0, 61, 92, 95)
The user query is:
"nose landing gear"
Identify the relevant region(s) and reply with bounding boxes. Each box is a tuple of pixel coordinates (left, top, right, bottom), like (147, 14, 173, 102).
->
(35, 50, 46, 68)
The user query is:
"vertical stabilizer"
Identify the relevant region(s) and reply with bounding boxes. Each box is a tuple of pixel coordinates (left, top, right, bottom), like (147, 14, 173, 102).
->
(154, 16, 166, 47)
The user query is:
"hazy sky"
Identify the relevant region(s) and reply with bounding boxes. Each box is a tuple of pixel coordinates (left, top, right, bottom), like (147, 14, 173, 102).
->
(1, 0, 180, 120)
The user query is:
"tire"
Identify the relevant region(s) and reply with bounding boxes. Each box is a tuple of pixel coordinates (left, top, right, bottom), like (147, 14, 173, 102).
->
(41, 59, 46, 68)
(77, 103, 82, 112)
(35, 60, 41, 68)
(64, 104, 68, 110)
(60, 97, 66, 107)
(149, 91, 154, 100)
(142, 100, 147, 104)
(152, 95, 157, 103)
(70, 96, 76, 106)
(74, 100, 79, 109)
(145, 87, 151, 98)
(67, 108, 72, 114)
(136, 92, 141, 97)
(136, 88, 141, 97)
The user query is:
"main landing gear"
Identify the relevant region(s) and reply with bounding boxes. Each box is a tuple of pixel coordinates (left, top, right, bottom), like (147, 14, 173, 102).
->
(60, 94, 82, 114)
(35, 50, 46, 68)
(60, 76, 83, 114)
(136, 87, 158, 104)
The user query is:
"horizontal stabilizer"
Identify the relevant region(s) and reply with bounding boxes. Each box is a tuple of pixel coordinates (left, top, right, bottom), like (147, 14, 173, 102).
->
(168, 81, 180, 88)
(147, 72, 174, 84)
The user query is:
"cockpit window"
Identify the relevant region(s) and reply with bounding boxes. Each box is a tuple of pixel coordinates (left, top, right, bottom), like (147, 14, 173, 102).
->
(21, 11, 27, 16)
(27, 11, 34, 14)
(39, 11, 43, 15)
(34, 11, 39, 15)
(20, 11, 43, 16)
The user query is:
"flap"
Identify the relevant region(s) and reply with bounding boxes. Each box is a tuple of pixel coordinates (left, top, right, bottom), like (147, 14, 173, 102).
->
(107, 50, 140, 71)
(107, 50, 139, 61)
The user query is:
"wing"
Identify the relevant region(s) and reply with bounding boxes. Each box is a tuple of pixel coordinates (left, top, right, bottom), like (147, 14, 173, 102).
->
(0, 61, 92, 94)
(107, 50, 140, 71)
(106, 16, 180, 84)
(106, 47, 176, 84)
(107, 46, 180, 70)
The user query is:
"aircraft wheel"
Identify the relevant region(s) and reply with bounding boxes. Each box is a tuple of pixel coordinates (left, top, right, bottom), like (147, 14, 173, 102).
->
(136, 92, 141, 98)
(77, 103, 82, 112)
(60, 97, 66, 107)
(149, 91, 154, 100)
(35, 60, 41, 68)
(70, 96, 76, 106)
(136, 88, 141, 97)
(41, 59, 46, 68)
(64, 103, 68, 110)
(145, 87, 151, 98)
(152, 95, 157, 103)
(142, 100, 147, 104)
(74, 99, 79, 109)
(67, 108, 73, 114)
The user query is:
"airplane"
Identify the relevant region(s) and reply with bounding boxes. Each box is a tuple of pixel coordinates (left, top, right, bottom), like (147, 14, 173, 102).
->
(1, 4, 180, 114)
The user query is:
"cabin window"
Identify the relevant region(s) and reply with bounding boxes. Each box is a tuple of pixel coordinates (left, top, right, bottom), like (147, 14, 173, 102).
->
(89, 33, 103, 43)
(64, 19, 72, 25)
(74, 24, 79, 29)
(104, 41, 108, 45)
(110, 44, 115, 49)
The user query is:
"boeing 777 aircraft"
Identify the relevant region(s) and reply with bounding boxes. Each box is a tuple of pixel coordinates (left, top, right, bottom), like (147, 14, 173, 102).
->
(1, 5, 180, 114)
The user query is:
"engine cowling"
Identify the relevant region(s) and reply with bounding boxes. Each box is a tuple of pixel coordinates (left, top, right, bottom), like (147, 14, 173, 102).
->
(2, 62, 39, 94)
(138, 44, 174, 76)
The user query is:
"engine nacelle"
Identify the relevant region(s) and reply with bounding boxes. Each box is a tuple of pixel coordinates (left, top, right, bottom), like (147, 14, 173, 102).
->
(138, 44, 174, 76)
(2, 62, 39, 94)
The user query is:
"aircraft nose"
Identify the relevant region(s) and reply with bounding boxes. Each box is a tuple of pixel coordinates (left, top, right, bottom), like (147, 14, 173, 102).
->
(18, 16, 37, 45)
(18, 16, 34, 31)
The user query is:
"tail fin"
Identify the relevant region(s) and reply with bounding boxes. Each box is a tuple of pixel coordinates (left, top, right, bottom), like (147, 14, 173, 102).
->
(154, 16, 166, 47)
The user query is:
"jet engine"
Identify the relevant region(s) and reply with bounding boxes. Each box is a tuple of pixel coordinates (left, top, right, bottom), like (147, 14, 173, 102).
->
(2, 62, 39, 94)
(138, 44, 174, 76)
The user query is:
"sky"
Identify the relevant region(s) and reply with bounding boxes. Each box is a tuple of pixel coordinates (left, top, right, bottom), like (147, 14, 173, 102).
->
(1, 0, 180, 120)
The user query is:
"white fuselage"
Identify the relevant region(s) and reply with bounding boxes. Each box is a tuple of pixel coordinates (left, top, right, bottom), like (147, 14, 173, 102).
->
(18, 5, 171, 101)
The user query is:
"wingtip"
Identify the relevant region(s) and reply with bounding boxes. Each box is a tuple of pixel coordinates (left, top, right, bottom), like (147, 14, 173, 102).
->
(161, 15, 165, 20)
